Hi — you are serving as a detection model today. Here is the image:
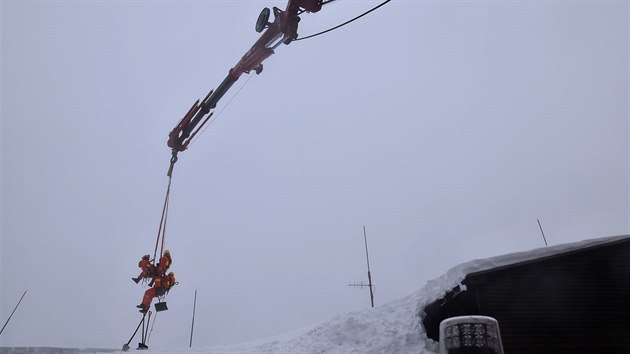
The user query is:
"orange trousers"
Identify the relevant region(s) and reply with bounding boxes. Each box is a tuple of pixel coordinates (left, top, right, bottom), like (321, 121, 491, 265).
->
(141, 287, 163, 309)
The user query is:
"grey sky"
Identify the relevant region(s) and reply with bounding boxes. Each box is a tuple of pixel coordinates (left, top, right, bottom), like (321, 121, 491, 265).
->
(1, 0, 628, 349)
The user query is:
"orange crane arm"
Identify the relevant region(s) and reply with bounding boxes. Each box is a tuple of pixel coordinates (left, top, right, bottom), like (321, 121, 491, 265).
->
(168, 0, 323, 153)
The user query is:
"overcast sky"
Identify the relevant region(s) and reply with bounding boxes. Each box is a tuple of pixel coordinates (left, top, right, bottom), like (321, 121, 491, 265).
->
(1, 0, 628, 350)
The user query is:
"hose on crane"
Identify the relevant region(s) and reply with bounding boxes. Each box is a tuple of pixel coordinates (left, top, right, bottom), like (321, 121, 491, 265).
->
(296, 0, 392, 41)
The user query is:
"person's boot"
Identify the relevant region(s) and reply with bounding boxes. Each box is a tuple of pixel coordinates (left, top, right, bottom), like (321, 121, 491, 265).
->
(132, 277, 140, 283)
(136, 304, 144, 308)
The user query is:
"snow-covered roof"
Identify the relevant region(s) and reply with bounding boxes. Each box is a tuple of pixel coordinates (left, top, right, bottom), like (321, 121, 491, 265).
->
(429, 234, 630, 292)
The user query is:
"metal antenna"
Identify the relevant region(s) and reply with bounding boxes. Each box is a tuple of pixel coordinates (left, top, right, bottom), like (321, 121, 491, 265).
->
(537, 218, 549, 246)
(348, 226, 375, 308)
(0, 290, 27, 335)
(190, 290, 197, 348)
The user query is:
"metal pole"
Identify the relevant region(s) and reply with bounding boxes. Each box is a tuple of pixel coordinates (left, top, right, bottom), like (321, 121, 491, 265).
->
(123, 312, 147, 351)
(142, 311, 151, 345)
(190, 290, 197, 348)
(143, 314, 147, 342)
(537, 218, 548, 246)
(0, 290, 27, 335)
(363, 226, 374, 308)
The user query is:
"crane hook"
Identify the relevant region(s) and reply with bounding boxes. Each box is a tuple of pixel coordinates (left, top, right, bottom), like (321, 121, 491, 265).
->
(167, 149, 178, 178)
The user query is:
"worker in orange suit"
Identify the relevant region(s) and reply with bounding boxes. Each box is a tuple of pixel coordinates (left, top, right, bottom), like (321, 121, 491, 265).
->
(137, 272, 177, 313)
(132, 255, 154, 284)
(157, 250, 172, 275)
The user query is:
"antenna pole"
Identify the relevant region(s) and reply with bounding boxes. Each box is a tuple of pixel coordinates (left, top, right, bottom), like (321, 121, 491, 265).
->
(537, 218, 548, 246)
(363, 226, 375, 308)
(190, 290, 197, 348)
(0, 290, 27, 335)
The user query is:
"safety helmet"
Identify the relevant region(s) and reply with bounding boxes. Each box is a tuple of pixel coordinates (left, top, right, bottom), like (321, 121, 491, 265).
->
(169, 272, 174, 276)
(164, 250, 170, 255)
(142, 255, 150, 259)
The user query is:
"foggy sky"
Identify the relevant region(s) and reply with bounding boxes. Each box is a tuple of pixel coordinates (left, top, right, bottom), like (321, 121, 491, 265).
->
(1, 0, 628, 350)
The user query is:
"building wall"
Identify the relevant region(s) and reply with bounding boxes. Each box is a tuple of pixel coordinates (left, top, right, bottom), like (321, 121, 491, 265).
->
(422, 239, 630, 354)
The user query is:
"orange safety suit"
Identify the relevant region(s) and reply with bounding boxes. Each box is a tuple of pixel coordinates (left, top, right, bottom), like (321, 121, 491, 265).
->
(141, 278, 164, 311)
(140, 273, 176, 311)
(157, 253, 172, 275)
(136, 258, 154, 281)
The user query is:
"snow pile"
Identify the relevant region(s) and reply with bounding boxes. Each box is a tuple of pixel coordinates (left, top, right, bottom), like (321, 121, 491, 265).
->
(209, 293, 431, 354)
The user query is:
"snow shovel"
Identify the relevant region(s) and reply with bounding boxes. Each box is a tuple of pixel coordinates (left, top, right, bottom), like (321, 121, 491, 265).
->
(155, 302, 168, 312)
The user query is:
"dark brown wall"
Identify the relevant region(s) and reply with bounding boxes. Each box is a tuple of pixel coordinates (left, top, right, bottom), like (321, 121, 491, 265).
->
(422, 238, 630, 354)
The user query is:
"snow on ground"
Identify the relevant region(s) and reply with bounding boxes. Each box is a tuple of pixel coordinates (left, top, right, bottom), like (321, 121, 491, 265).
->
(4, 234, 626, 354)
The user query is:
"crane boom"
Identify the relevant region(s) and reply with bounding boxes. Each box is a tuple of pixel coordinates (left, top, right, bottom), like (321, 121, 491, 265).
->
(168, 0, 323, 153)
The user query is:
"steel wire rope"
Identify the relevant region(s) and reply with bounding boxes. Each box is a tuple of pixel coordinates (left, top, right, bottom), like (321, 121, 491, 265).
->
(295, 0, 392, 42)
(188, 72, 255, 148)
(153, 174, 173, 261)
(147, 310, 158, 344)
(160, 187, 169, 257)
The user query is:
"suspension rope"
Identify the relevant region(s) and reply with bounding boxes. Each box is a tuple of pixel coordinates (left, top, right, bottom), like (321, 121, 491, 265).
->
(189, 72, 255, 148)
(160, 187, 169, 257)
(154, 153, 177, 261)
(295, 0, 392, 41)
(147, 310, 158, 344)
(153, 177, 171, 260)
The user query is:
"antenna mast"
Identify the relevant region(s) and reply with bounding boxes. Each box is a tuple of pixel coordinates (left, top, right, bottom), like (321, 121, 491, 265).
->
(190, 290, 197, 348)
(537, 218, 549, 246)
(0, 290, 27, 335)
(348, 226, 375, 308)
